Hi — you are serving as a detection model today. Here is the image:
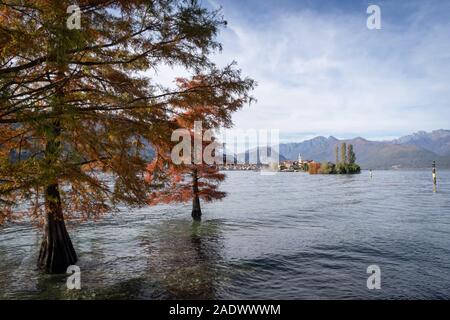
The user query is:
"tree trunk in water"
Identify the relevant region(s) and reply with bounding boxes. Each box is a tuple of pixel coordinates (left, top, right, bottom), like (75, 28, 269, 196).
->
(35, 39, 77, 273)
(192, 168, 202, 220)
(38, 184, 77, 273)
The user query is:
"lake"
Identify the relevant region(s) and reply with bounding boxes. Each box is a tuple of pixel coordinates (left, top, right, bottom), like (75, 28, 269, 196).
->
(1, 170, 450, 299)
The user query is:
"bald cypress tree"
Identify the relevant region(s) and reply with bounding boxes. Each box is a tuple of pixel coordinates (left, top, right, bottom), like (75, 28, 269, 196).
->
(0, 0, 254, 273)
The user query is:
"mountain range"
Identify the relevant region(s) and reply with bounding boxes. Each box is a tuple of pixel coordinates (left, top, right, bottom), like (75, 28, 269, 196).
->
(243, 130, 450, 169)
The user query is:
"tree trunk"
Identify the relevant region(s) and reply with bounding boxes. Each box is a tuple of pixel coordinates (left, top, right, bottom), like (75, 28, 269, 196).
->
(192, 168, 202, 220)
(37, 183, 77, 273)
(37, 76, 77, 272)
(36, 26, 78, 273)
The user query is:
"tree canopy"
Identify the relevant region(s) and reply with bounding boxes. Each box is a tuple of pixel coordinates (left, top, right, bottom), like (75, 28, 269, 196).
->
(0, 0, 254, 224)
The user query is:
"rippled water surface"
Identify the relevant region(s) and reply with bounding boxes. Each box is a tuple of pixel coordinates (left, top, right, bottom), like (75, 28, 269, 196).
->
(1, 170, 450, 299)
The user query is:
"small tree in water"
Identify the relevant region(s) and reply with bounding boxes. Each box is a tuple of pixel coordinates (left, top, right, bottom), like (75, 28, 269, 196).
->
(146, 73, 252, 219)
(147, 160, 226, 221)
(147, 128, 226, 220)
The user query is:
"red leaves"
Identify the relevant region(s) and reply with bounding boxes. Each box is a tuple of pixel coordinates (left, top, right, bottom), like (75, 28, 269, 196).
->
(145, 78, 223, 207)
(1, 1, 253, 224)
(147, 162, 226, 206)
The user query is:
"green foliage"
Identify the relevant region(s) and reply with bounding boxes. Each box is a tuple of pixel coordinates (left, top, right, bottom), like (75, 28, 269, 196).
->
(335, 145, 339, 165)
(315, 158, 361, 174)
(318, 162, 335, 174)
(335, 162, 360, 174)
(335, 162, 346, 174)
(347, 163, 361, 173)
(341, 142, 347, 164)
(348, 144, 356, 164)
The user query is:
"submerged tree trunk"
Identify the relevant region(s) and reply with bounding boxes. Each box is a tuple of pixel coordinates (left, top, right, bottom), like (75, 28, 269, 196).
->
(37, 74, 77, 272)
(34, 26, 79, 273)
(37, 183, 77, 273)
(192, 168, 202, 220)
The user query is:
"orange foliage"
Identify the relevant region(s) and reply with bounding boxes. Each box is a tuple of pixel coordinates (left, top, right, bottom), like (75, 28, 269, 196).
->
(308, 162, 321, 174)
(0, 1, 254, 225)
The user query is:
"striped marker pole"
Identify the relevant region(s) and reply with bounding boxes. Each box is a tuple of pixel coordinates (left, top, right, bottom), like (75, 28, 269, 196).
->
(432, 161, 437, 192)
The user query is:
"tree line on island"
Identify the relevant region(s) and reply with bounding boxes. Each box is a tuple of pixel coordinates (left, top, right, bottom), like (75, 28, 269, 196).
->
(313, 143, 361, 174)
(276, 132, 450, 170)
(0, 1, 254, 273)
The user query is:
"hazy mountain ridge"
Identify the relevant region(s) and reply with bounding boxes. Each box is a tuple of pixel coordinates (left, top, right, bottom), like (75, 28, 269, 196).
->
(392, 129, 450, 156)
(277, 130, 450, 169)
(235, 146, 286, 164)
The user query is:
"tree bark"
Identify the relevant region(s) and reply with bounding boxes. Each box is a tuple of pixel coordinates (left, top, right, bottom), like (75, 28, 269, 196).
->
(35, 17, 78, 274)
(192, 168, 202, 220)
(37, 183, 77, 273)
(37, 67, 77, 272)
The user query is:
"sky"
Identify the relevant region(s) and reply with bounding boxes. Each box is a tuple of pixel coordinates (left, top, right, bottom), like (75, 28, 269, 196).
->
(162, 0, 450, 143)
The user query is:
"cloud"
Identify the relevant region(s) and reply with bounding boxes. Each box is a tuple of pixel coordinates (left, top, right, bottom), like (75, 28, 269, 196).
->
(210, 0, 450, 140)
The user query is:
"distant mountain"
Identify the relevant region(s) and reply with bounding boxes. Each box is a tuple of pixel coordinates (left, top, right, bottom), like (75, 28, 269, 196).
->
(393, 130, 450, 156)
(236, 146, 286, 164)
(278, 136, 339, 161)
(274, 130, 450, 169)
(144, 129, 450, 169)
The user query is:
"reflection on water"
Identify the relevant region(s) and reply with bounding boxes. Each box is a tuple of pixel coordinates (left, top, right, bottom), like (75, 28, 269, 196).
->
(1, 170, 450, 299)
(145, 220, 225, 299)
(0, 217, 225, 299)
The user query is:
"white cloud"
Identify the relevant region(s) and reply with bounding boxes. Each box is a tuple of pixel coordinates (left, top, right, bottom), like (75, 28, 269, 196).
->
(210, 1, 450, 140)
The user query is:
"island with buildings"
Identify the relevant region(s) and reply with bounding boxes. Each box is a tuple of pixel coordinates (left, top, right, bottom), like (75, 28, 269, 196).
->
(219, 143, 360, 174)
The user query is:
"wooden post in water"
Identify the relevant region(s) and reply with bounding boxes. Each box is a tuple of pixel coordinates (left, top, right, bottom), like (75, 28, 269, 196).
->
(432, 161, 437, 192)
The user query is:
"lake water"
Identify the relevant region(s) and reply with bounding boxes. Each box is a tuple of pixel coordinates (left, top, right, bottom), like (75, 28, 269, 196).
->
(1, 170, 450, 299)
